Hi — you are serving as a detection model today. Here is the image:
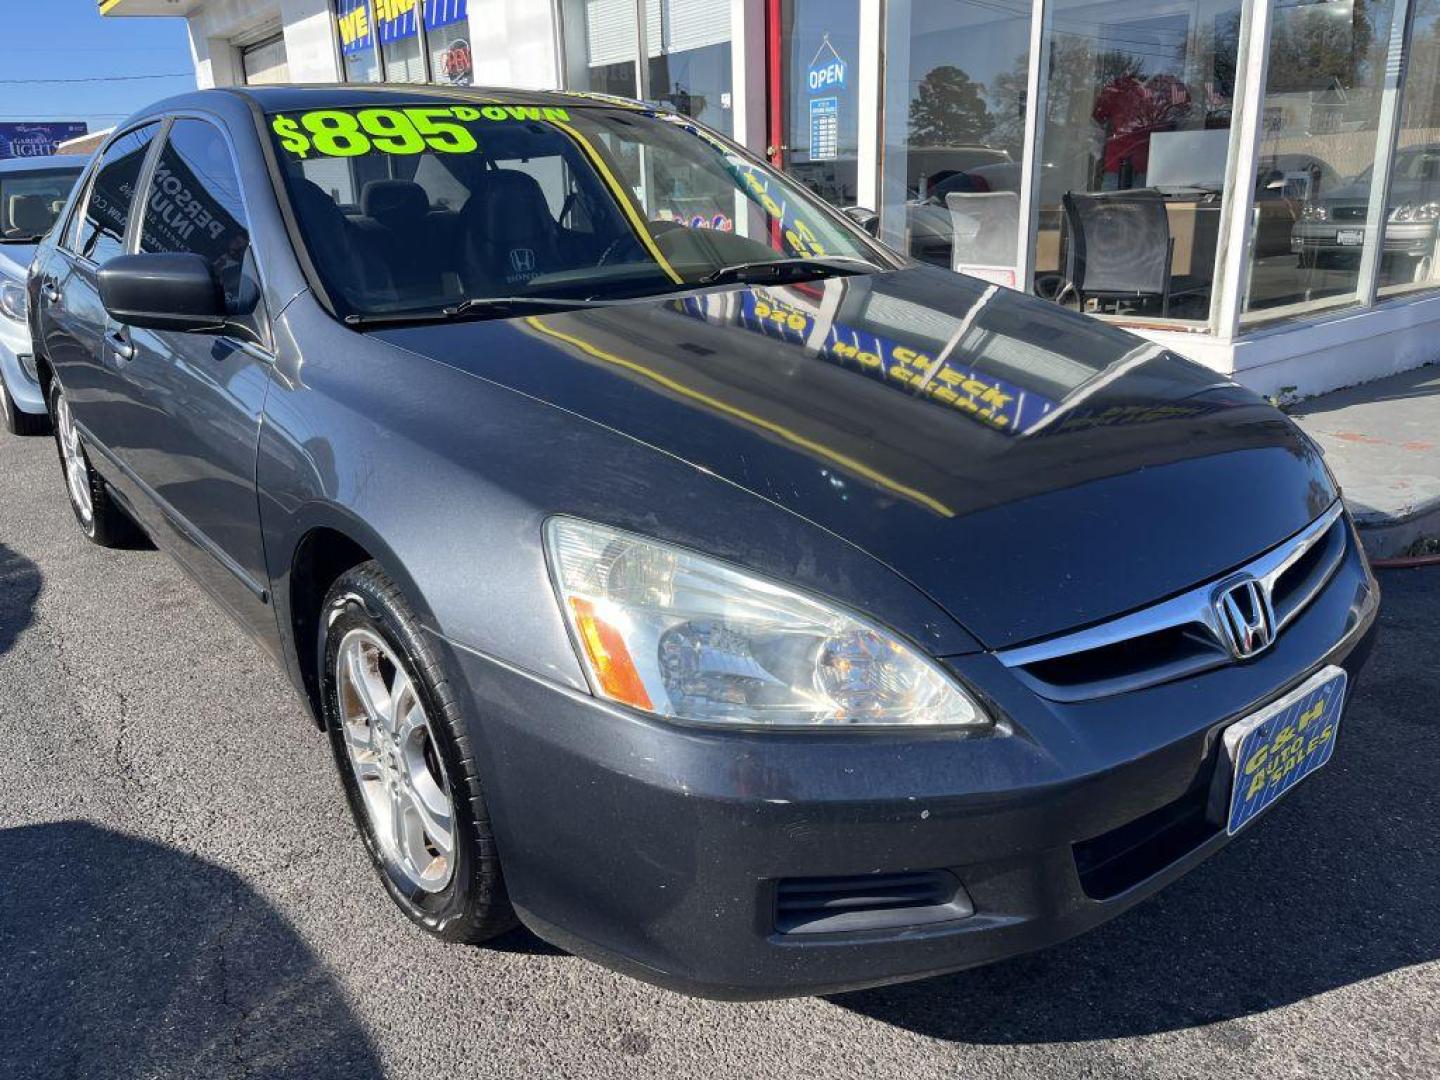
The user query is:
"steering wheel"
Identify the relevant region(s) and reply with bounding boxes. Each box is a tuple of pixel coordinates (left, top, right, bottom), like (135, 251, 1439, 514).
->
(597, 233, 643, 267)
(596, 220, 686, 267)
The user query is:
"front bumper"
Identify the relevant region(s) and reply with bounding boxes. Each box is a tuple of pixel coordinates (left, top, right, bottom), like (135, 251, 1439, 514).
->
(1291, 219, 1437, 256)
(433, 521, 1380, 999)
(0, 310, 44, 415)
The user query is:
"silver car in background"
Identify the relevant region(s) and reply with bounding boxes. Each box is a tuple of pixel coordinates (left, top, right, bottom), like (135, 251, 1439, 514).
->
(0, 154, 87, 434)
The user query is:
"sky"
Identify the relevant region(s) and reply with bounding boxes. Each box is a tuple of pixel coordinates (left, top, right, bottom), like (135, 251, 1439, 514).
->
(0, 0, 196, 136)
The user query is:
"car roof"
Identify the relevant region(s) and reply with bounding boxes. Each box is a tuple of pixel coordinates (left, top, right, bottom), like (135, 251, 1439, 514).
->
(0, 154, 90, 175)
(133, 84, 644, 121)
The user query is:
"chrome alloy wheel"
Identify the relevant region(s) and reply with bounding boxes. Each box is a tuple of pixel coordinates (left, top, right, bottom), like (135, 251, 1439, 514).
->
(336, 628, 455, 893)
(55, 393, 92, 526)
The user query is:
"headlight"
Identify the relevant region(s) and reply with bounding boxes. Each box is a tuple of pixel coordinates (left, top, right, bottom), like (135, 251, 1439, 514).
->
(1300, 204, 1328, 222)
(1392, 201, 1440, 222)
(545, 517, 990, 730)
(0, 280, 26, 323)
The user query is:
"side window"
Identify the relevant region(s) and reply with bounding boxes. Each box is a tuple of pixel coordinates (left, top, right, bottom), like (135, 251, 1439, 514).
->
(139, 118, 260, 317)
(76, 124, 159, 264)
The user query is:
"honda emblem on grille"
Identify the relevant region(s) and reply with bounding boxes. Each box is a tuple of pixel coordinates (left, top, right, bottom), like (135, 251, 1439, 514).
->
(1214, 575, 1277, 659)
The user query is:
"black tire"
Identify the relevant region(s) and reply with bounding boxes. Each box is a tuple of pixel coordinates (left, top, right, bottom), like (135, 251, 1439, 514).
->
(1, 371, 48, 436)
(47, 379, 140, 548)
(321, 561, 516, 943)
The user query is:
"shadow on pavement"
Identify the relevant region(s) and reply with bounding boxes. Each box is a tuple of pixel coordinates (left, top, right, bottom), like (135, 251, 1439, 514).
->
(486, 925, 567, 957)
(0, 822, 384, 1080)
(0, 543, 40, 657)
(832, 569, 1440, 1044)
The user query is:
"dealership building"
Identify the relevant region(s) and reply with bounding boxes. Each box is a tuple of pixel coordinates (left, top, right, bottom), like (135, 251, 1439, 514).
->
(99, 0, 1440, 397)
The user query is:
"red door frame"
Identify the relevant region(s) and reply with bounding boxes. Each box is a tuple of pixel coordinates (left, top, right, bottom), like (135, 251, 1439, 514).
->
(765, 0, 784, 168)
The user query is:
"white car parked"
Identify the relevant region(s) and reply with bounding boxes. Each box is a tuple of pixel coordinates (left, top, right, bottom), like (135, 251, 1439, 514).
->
(1, 154, 87, 434)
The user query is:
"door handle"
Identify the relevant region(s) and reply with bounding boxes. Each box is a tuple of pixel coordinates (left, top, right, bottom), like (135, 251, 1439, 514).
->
(108, 329, 135, 361)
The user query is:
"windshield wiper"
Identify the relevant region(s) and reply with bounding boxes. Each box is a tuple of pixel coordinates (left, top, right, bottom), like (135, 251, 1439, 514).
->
(0, 234, 44, 244)
(698, 256, 876, 287)
(344, 296, 614, 328)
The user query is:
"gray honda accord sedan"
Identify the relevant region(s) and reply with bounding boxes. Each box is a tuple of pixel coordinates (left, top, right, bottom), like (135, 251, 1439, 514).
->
(25, 85, 1379, 999)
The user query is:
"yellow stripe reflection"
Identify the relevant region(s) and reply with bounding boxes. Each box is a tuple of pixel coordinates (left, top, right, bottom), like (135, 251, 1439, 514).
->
(524, 317, 954, 518)
(548, 119, 682, 284)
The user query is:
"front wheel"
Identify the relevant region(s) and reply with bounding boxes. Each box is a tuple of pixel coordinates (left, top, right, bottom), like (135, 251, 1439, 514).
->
(321, 561, 516, 943)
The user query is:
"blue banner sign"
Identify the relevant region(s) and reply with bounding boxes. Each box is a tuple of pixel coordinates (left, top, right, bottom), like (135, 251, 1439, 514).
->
(424, 0, 467, 32)
(335, 0, 373, 55)
(0, 122, 88, 159)
(374, 0, 420, 43)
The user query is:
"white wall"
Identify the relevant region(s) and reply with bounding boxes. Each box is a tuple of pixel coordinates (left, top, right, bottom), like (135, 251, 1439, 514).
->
(186, 0, 339, 89)
(468, 0, 562, 89)
(1138, 293, 1440, 400)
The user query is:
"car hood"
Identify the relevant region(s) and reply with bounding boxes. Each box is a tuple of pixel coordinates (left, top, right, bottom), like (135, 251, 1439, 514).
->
(373, 266, 1335, 649)
(0, 243, 35, 281)
(1324, 176, 1429, 207)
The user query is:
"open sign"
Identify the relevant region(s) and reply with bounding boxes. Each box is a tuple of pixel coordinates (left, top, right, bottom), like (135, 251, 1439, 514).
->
(807, 59, 847, 93)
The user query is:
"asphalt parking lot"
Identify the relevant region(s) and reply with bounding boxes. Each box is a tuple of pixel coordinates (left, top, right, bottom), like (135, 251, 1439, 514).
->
(1, 429, 1437, 1080)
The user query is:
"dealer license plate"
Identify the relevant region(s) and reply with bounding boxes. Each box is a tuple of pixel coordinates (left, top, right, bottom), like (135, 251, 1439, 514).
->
(1336, 229, 1364, 246)
(1223, 666, 1347, 835)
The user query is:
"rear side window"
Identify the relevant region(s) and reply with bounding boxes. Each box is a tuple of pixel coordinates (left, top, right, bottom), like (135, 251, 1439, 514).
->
(76, 124, 159, 264)
(139, 118, 259, 315)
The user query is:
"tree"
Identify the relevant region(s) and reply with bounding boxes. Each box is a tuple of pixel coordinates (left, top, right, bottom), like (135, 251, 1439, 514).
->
(1266, 0, 1376, 93)
(908, 65, 995, 146)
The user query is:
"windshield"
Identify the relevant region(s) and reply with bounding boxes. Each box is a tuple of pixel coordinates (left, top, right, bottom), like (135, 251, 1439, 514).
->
(0, 166, 83, 242)
(266, 101, 887, 317)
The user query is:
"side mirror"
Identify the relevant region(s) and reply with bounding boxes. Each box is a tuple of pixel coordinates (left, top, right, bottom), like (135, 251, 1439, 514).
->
(842, 205, 881, 237)
(99, 252, 228, 334)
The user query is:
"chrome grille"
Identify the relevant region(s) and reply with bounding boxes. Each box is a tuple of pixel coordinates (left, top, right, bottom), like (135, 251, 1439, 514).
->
(1331, 206, 1367, 221)
(997, 502, 1348, 702)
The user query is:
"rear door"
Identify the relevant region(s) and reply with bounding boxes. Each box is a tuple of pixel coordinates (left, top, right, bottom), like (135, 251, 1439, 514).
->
(114, 116, 274, 636)
(35, 124, 161, 450)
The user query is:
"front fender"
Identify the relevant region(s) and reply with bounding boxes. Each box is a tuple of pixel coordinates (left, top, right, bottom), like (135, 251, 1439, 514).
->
(258, 296, 979, 722)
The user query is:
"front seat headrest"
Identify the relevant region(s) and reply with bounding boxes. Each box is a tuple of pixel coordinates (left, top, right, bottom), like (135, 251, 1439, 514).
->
(361, 180, 430, 231)
(9, 194, 53, 236)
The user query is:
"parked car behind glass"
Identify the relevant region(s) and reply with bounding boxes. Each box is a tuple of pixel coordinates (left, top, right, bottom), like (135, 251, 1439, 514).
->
(1292, 145, 1440, 274)
(26, 87, 1378, 999)
(0, 154, 86, 434)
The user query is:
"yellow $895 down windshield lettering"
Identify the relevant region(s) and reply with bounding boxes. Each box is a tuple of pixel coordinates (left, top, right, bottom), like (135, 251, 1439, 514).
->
(270, 106, 574, 159)
(272, 107, 481, 158)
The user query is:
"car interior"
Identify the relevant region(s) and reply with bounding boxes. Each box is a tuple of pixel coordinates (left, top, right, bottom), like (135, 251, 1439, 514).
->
(278, 122, 802, 313)
(1, 171, 79, 240)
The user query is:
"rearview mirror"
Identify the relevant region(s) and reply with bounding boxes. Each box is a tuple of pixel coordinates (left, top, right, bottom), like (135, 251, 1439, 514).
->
(841, 206, 881, 237)
(99, 253, 230, 334)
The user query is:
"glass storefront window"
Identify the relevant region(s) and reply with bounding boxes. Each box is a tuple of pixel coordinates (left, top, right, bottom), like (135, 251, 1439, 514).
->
(376, 0, 427, 83)
(562, 0, 641, 97)
(1243, 0, 1400, 320)
(1032, 0, 1242, 322)
(335, 0, 381, 83)
(562, 2, 734, 134)
(778, 0, 861, 207)
(241, 35, 289, 86)
(645, 1, 734, 135)
(1377, 1, 1440, 296)
(425, 0, 473, 86)
(881, 0, 1032, 281)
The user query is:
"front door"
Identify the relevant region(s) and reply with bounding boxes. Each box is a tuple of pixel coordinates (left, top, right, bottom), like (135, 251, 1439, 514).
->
(37, 124, 161, 453)
(767, 0, 861, 207)
(115, 116, 274, 640)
